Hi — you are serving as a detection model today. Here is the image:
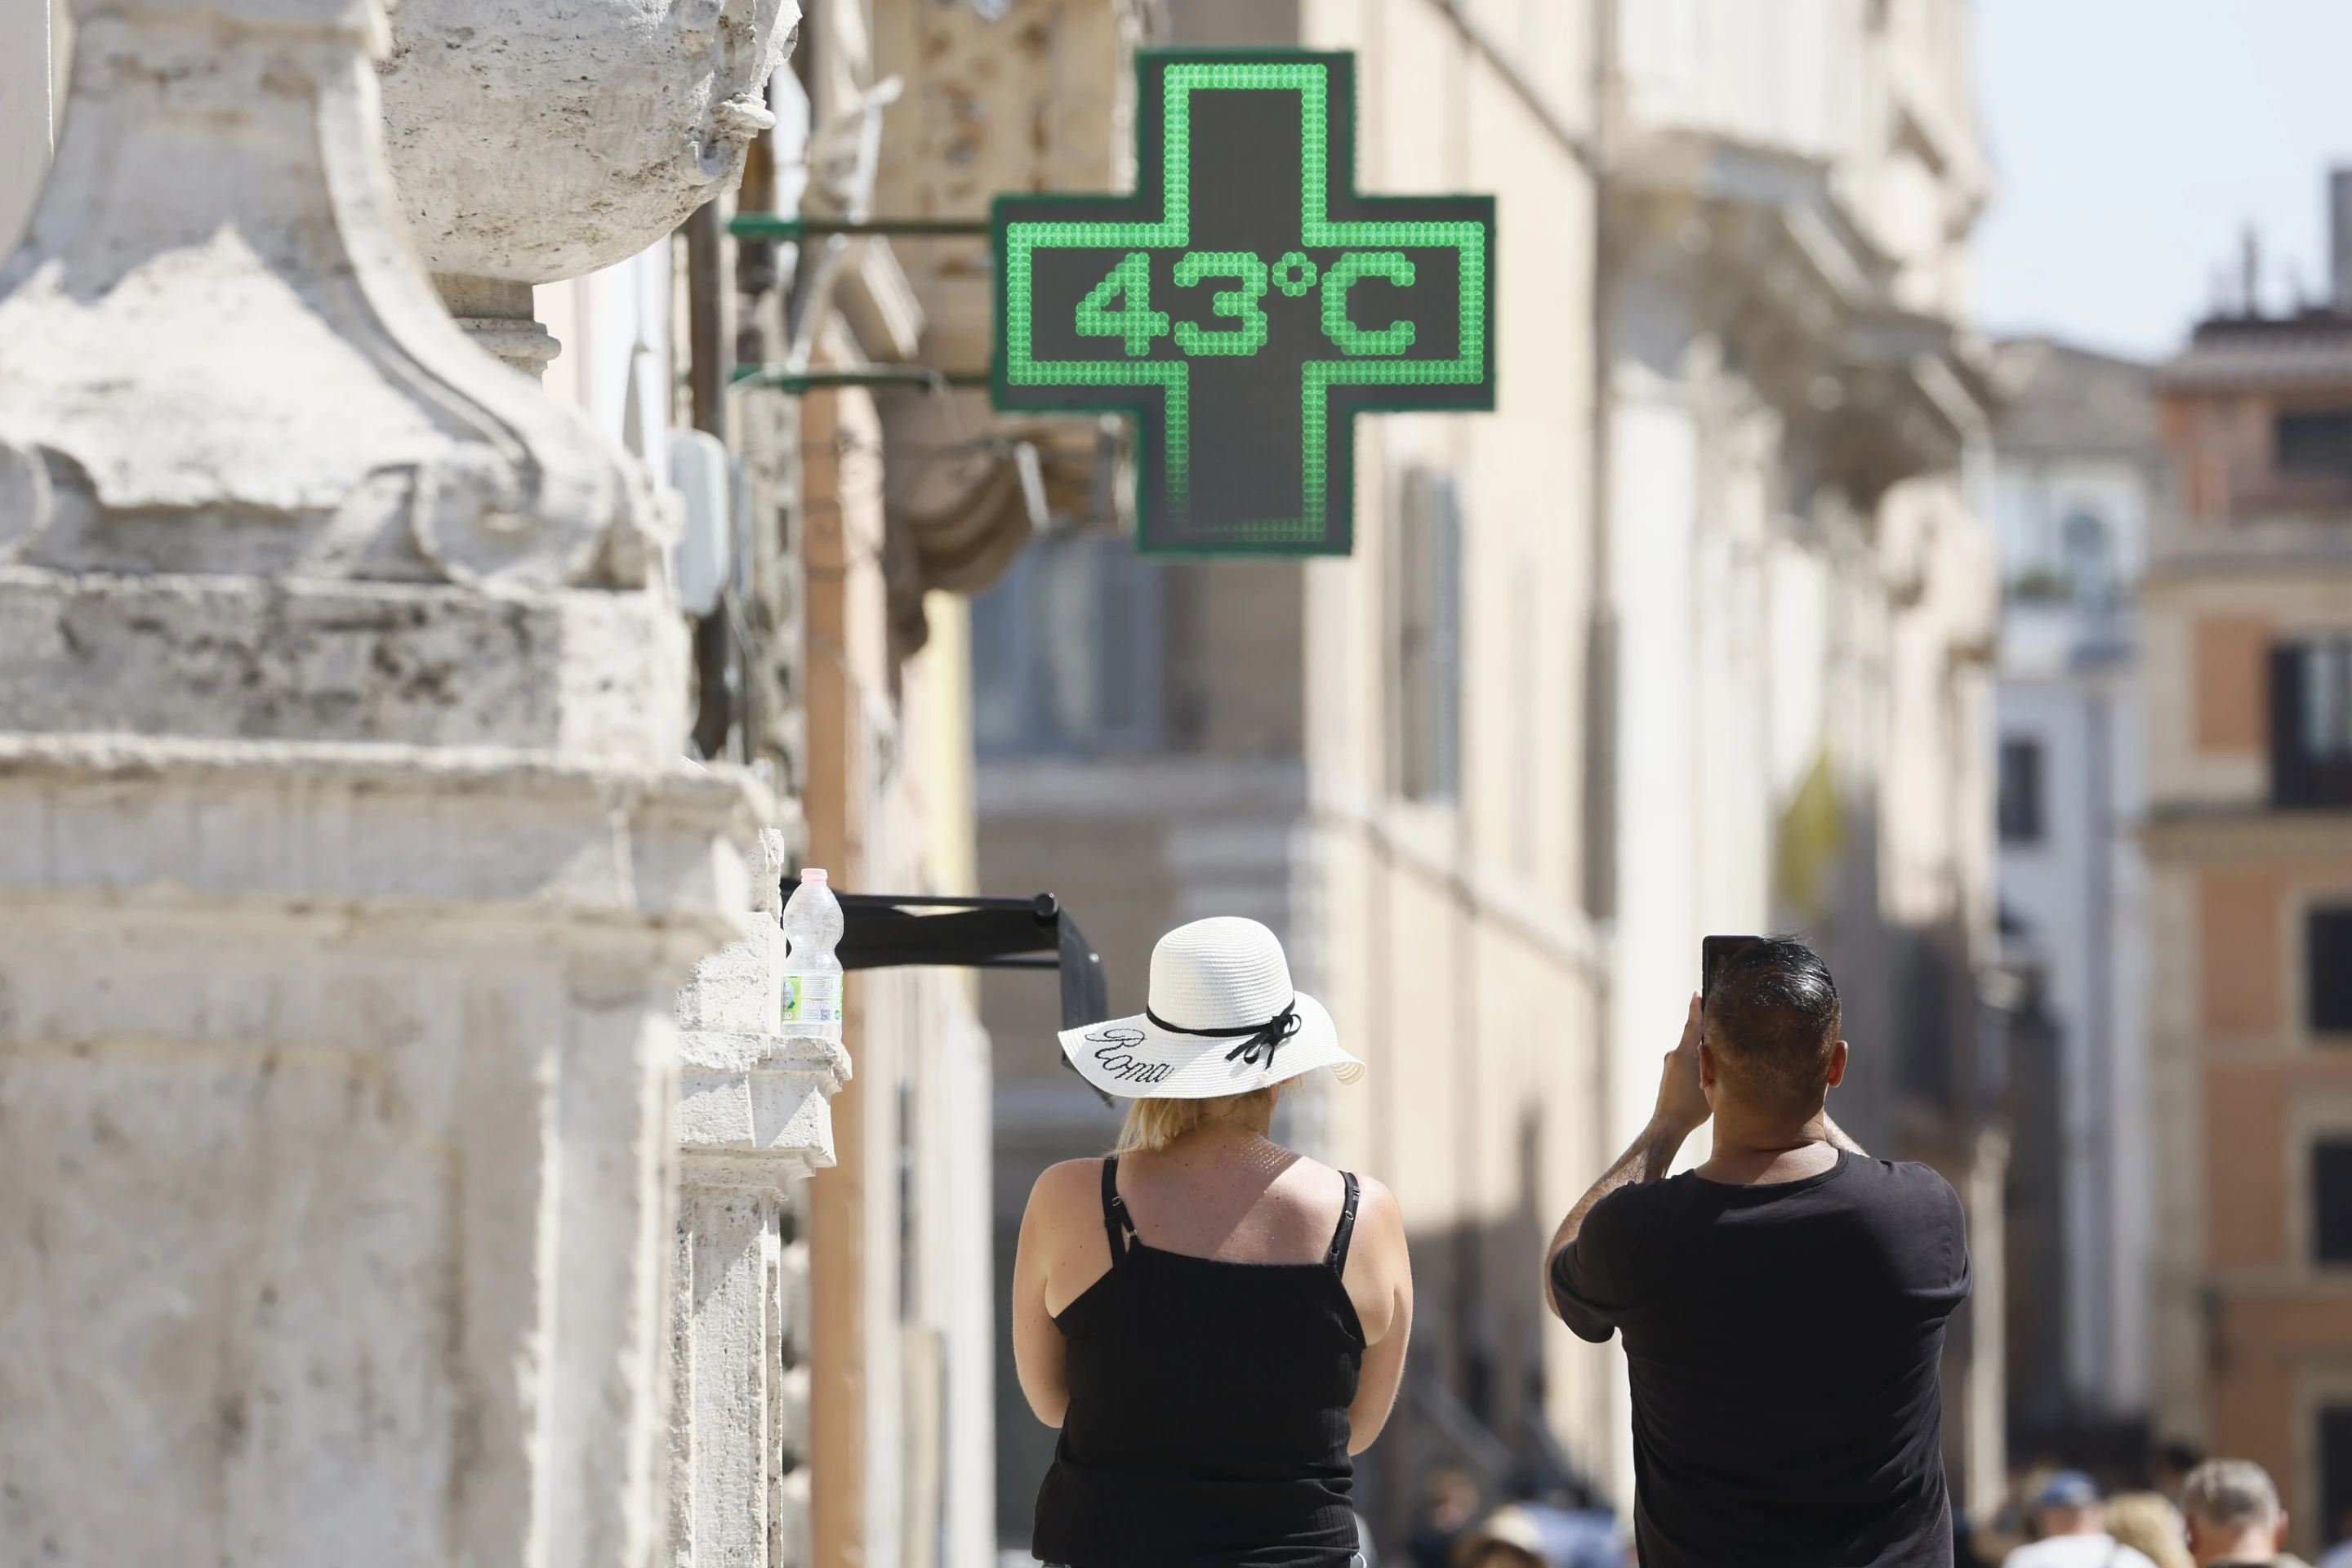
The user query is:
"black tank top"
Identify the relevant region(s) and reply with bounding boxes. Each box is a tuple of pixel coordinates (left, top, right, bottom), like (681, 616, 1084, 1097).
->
(1032, 1156, 1366, 1568)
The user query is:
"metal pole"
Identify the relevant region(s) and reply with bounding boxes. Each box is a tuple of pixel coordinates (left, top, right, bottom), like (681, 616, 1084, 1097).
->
(687, 199, 731, 443)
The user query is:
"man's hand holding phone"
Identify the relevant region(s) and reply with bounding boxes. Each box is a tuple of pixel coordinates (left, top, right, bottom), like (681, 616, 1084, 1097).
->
(1655, 992, 1712, 1137)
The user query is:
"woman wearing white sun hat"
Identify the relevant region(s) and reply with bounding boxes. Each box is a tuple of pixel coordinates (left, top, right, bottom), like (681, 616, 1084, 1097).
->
(1012, 915, 1414, 1568)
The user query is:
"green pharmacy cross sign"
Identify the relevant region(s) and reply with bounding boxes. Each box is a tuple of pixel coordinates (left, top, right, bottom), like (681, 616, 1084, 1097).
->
(990, 51, 1496, 555)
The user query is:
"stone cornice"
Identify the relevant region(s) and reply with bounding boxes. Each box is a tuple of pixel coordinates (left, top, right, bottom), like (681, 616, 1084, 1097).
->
(0, 730, 773, 939)
(1603, 129, 1993, 500)
(2141, 806, 2352, 862)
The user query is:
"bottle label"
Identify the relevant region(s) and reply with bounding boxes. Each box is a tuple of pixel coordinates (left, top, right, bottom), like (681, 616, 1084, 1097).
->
(781, 973, 843, 1028)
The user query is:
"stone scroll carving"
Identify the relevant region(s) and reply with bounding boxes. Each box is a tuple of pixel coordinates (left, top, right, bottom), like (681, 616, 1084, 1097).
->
(0, 0, 665, 590)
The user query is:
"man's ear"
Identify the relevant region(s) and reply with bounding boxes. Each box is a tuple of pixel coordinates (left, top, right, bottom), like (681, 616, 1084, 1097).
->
(1698, 1040, 1718, 1089)
(2277, 1512, 2292, 1550)
(1824, 1040, 1850, 1089)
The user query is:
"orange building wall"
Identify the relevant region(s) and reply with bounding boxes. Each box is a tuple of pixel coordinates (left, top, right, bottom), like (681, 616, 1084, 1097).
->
(2186, 850, 2352, 1554)
(2201, 868, 2287, 1035)
(2194, 615, 2272, 755)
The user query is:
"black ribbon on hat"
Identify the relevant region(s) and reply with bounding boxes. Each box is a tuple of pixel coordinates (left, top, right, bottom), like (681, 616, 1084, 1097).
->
(1144, 1000, 1303, 1070)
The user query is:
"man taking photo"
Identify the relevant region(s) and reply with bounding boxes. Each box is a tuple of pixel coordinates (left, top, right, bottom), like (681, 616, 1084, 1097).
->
(1544, 939, 1971, 1566)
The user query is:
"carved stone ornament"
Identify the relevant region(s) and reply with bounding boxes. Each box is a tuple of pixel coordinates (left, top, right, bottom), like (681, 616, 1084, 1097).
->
(378, 0, 804, 287)
(0, 0, 664, 591)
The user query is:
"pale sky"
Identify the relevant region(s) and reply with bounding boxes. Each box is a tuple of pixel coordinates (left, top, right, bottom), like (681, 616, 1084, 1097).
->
(1971, 0, 2352, 363)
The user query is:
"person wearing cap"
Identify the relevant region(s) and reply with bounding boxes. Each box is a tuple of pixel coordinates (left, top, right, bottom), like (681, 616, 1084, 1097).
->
(2179, 1459, 2294, 1568)
(1011, 916, 1413, 1568)
(2001, 1472, 2160, 1568)
(1544, 938, 1973, 1566)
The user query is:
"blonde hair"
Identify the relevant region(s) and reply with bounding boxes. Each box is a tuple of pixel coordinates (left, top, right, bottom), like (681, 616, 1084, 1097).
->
(1113, 1085, 1282, 1155)
(2103, 1491, 2192, 1568)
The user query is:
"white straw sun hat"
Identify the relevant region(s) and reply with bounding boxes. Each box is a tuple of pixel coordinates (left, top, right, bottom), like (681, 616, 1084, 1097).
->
(1057, 916, 1365, 1099)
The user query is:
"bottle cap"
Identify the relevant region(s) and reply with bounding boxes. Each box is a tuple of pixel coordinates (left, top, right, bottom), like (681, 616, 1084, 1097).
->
(800, 867, 829, 884)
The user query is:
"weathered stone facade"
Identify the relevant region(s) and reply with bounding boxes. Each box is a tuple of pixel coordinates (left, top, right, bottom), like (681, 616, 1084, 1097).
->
(379, 0, 801, 374)
(1598, 0, 2003, 1520)
(0, 0, 791, 1561)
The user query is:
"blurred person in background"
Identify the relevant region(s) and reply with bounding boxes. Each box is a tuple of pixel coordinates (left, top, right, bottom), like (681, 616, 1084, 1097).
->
(1449, 1503, 1627, 1568)
(2158, 1447, 2209, 1506)
(1544, 940, 1971, 1565)
(2002, 1472, 2158, 1568)
(2317, 1506, 2352, 1568)
(1964, 1467, 2060, 1565)
(1451, 1508, 1550, 1568)
(2105, 1491, 2194, 1568)
(2179, 1460, 2292, 1568)
(1410, 1471, 1483, 1568)
(1013, 918, 1414, 1568)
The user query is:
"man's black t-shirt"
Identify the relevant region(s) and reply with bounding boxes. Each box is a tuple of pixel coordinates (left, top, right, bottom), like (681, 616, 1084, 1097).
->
(1548, 1152, 1969, 1567)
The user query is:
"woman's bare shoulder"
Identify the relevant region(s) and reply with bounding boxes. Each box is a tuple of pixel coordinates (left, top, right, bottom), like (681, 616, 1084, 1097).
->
(1034, 1155, 1105, 1194)
(1027, 1156, 1106, 1220)
(1284, 1156, 1395, 1207)
(1316, 1167, 1404, 1254)
(1273, 1156, 1400, 1227)
(1351, 1173, 1404, 1236)
(1349, 1169, 1399, 1214)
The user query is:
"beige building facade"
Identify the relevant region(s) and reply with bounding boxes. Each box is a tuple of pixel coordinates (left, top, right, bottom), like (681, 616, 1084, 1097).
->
(1596, 0, 2006, 1521)
(903, 0, 1612, 1550)
(872, 0, 2010, 1552)
(0, 2, 2011, 1564)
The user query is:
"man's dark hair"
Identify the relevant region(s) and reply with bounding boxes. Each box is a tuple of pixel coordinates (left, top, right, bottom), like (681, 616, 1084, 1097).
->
(1701, 938, 1842, 1113)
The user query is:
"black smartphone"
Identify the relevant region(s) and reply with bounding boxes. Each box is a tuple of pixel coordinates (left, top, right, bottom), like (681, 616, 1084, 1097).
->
(1702, 934, 1765, 998)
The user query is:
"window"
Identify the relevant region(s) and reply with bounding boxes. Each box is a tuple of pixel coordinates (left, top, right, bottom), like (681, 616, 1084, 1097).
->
(1389, 469, 1461, 802)
(2324, 1406, 2352, 1550)
(2316, 1139, 2352, 1263)
(2271, 639, 2352, 806)
(1998, 737, 2044, 844)
(970, 534, 1164, 757)
(1895, 933, 1957, 1111)
(2314, 907, 2352, 1035)
(2060, 510, 2114, 603)
(2277, 412, 2352, 482)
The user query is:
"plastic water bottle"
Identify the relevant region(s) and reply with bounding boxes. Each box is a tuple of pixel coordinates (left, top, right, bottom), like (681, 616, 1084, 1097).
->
(778, 867, 844, 1040)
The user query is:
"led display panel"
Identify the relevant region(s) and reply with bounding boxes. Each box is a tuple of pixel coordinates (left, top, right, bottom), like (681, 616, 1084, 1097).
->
(991, 51, 1497, 555)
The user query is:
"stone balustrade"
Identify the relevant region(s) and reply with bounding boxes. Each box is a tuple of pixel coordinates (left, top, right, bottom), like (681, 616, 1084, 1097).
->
(669, 828, 847, 1568)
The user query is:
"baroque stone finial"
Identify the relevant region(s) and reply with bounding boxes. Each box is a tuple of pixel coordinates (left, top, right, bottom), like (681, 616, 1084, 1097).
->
(0, 0, 662, 590)
(379, 0, 803, 285)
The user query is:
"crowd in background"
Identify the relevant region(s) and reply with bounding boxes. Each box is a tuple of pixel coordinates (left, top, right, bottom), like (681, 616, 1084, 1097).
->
(1389, 1450, 2340, 1568)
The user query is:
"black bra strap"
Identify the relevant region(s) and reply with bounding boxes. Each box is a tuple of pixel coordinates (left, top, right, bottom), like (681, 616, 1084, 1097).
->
(1326, 1172, 1361, 1273)
(1101, 1156, 1137, 1260)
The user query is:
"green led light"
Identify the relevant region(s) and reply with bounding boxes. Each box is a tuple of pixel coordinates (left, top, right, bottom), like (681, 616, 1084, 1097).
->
(1173, 252, 1271, 356)
(1076, 252, 1168, 356)
(1321, 252, 1417, 355)
(994, 53, 1494, 552)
